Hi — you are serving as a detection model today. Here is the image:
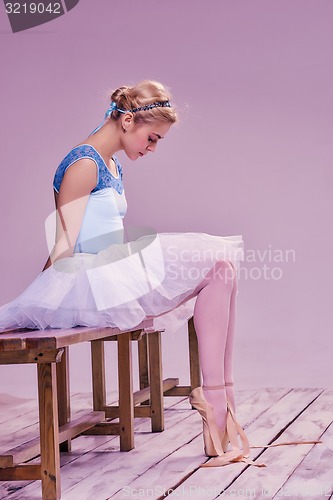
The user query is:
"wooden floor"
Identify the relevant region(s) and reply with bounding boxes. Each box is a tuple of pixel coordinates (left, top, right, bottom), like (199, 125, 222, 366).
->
(0, 387, 332, 499)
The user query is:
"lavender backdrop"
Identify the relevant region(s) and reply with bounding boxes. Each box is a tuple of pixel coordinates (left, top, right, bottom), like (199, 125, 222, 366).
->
(0, 0, 332, 398)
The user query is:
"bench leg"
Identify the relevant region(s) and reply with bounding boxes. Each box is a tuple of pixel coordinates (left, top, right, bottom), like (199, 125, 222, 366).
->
(148, 331, 164, 432)
(56, 346, 71, 452)
(118, 332, 134, 451)
(138, 333, 149, 405)
(37, 362, 61, 500)
(91, 340, 106, 411)
(188, 317, 201, 390)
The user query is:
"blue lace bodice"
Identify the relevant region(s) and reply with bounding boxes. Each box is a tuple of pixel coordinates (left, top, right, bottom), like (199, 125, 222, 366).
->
(53, 144, 124, 194)
(52, 144, 127, 254)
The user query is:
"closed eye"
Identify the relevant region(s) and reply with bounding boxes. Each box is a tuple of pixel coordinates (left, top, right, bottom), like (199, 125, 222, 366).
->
(148, 137, 157, 143)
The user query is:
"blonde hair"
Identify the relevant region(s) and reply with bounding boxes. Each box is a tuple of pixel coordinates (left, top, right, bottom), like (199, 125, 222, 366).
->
(110, 80, 177, 124)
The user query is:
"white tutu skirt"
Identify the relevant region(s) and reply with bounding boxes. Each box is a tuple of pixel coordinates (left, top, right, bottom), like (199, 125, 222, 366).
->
(0, 232, 244, 333)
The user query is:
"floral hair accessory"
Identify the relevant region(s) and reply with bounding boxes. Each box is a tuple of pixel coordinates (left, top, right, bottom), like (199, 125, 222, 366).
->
(129, 101, 171, 113)
(89, 101, 171, 136)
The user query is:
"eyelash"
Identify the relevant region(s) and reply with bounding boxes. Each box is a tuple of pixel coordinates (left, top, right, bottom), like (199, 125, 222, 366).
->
(148, 137, 157, 143)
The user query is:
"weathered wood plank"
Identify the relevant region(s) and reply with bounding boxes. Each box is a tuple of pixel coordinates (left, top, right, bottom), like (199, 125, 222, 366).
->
(0, 393, 117, 453)
(54, 390, 259, 499)
(138, 332, 149, 396)
(0, 320, 158, 352)
(0, 349, 64, 365)
(118, 332, 134, 451)
(188, 316, 201, 390)
(280, 423, 333, 498)
(0, 456, 43, 498)
(0, 395, 38, 426)
(0, 393, 119, 496)
(147, 331, 164, 432)
(0, 465, 41, 481)
(170, 388, 325, 499)
(91, 340, 106, 412)
(272, 392, 333, 500)
(0, 413, 77, 467)
(57, 346, 71, 452)
(0, 408, 107, 466)
(219, 389, 331, 498)
(37, 362, 61, 499)
(122, 390, 320, 499)
(4, 394, 192, 499)
(104, 388, 291, 499)
(102, 378, 179, 420)
(1, 398, 204, 500)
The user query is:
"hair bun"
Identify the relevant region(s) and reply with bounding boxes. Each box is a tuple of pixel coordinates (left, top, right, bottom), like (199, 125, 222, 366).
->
(109, 80, 177, 124)
(110, 86, 129, 106)
(119, 86, 129, 97)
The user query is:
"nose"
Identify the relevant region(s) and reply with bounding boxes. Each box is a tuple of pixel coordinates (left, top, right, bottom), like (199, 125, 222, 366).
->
(146, 143, 157, 153)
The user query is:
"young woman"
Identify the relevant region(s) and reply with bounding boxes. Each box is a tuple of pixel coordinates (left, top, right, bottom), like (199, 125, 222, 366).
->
(0, 80, 266, 467)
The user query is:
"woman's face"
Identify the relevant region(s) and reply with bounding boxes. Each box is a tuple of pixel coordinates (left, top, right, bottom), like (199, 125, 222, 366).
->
(121, 118, 172, 161)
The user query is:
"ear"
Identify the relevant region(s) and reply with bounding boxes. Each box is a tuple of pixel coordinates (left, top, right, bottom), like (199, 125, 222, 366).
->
(121, 113, 134, 131)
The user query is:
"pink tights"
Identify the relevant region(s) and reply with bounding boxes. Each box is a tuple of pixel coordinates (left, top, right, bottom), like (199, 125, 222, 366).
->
(191, 260, 238, 432)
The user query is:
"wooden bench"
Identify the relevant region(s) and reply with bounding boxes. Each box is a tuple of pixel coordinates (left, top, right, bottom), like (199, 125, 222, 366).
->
(0, 317, 200, 499)
(85, 316, 201, 450)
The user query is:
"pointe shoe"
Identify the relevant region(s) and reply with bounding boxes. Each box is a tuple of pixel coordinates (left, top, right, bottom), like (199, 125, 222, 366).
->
(223, 382, 251, 458)
(189, 385, 243, 467)
(190, 384, 268, 468)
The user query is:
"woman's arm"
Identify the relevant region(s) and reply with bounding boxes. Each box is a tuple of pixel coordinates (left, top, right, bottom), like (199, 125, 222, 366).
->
(42, 159, 97, 271)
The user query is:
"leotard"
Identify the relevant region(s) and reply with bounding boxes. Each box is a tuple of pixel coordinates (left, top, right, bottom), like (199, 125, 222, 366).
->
(53, 144, 127, 254)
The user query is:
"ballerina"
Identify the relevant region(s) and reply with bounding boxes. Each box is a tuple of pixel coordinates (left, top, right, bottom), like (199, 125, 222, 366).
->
(1, 79, 293, 467)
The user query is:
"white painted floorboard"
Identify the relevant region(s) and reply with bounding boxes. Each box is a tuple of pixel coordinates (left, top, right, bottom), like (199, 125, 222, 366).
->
(0, 388, 331, 500)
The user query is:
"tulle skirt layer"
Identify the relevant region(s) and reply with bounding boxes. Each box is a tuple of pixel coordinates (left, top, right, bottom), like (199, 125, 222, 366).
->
(0, 232, 244, 333)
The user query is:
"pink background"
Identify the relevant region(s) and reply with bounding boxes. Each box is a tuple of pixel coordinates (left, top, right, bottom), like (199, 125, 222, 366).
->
(0, 0, 332, 398)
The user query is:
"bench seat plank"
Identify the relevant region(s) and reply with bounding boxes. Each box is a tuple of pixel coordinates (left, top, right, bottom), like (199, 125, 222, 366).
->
(0, 319, 157, 352)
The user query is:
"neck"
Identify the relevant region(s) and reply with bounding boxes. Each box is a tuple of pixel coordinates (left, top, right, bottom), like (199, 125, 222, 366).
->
(83, 120, 123, 160)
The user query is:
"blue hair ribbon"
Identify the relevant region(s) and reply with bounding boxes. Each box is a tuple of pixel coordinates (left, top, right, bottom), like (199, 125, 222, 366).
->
(89, 101, 126, 136)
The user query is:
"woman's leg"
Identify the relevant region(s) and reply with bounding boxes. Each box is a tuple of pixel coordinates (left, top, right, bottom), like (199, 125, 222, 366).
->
(192, 260, 236, 432)
(223, 262, 238, 414)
